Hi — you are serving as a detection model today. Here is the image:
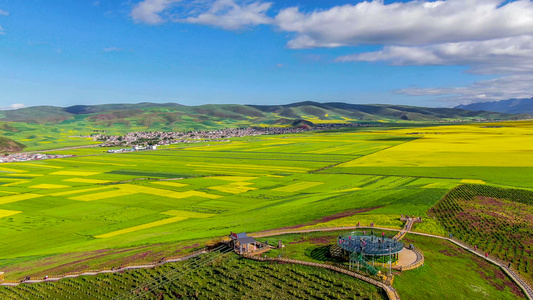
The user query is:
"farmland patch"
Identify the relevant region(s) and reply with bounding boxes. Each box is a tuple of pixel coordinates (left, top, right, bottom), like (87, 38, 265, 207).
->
(50, 171, 101, 176)
(274, 181, 324, 192)
(0, 193, 44, 205)
(0, 209, 22, 218)
(30, 184, 71, 189)
(63, 178, 111, 184)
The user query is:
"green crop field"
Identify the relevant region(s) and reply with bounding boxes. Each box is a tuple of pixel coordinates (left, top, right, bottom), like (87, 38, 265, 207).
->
(1, 120, 533, 298)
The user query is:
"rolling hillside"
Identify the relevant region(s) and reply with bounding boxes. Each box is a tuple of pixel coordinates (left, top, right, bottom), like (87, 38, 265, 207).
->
(0, 101, 529, 151)
(0, 101, 526, 125)
(0, 137, 26, 152)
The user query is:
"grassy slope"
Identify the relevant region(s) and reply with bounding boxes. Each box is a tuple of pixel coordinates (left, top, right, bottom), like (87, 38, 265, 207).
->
(257, 231, 524, 300)
(0, 102, 527, 152)
(0, 137, 26, 152)
(395, 234, 524, 300)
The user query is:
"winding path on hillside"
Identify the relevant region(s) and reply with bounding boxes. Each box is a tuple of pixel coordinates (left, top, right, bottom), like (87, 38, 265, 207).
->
(2, 219, 531, 300)
(250, 221, 532, 300)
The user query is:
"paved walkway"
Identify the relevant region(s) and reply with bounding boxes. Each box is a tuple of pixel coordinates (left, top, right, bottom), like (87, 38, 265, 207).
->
(254, 224, 531, 300)
(395, 248, 417, 268)
(2, 219, 531, 300)
(0, 249, 207, 287)
(410, 232, 533, 300)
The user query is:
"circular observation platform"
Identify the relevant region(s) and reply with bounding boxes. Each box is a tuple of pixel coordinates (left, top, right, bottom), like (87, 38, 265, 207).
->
(338, 233, 404, 257)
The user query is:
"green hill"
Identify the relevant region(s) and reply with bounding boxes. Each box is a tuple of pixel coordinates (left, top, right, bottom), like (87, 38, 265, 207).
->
(0, 101, 529, 151)
(0, 136, 26, 152)
(0, 101, 526, 125)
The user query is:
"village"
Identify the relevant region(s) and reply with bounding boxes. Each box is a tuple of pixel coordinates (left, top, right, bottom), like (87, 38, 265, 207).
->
(0, 153, 75, 164)
(93, 123, 377, 148)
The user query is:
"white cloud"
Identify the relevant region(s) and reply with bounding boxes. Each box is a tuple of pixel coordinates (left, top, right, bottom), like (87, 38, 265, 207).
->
(337, 35, 533, 75)
(131, 0, 272, 29)
(275, 0, 533, 49)
(103, 47, 124, 52)
(0, 9, 7, 35)
(181, 0, 272, 30)
(0, 103, 25, 111)
(131, 0, 181, 24)
(396, 74, 533, 105)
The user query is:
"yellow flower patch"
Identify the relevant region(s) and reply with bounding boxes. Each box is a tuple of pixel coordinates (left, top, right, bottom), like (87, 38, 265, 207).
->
(51, 171, 102, 176)
(30, 184, 71, 189)
(95, 210, 215, 238)
(209, 182, 257, 194)
(0, 193, 44, 205)
(151, 182, 188, 188)
(461, 179, 486, 184)
(0, 209, 22, 218)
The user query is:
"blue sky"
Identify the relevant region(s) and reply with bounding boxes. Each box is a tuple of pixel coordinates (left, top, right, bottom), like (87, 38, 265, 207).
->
(1, 0, 533, 109)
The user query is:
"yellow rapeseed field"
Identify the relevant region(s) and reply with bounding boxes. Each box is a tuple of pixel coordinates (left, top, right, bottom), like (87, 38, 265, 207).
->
(95, 210, 215, 238)
(274, 181, 325, 192)
(0, 193, 44, 205)
(151, 182, 188, 188)
(461, 179, 486, 184)
(50, 171, 102, 176)
(340, 124, 533, 167)
(69, 184, 221, 201)
(0, 209, 22, 218)
(94, 216, 187, 238)
(421, 182, 461, 189)
(0, 167, 27, 173)
(30, 184, 71, 189)
(209, 182, 257, 194)
(2, 180, 31, 187)
(70, 189, 137, 201)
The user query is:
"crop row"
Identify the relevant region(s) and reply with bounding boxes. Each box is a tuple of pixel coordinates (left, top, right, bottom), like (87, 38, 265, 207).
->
(430, 184, 533, 284)
(0, 255, 386, 299)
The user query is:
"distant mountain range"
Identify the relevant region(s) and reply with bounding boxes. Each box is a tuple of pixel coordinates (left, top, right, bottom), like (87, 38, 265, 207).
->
(0, 101, 528, 125)
(455, 97, 533, 114)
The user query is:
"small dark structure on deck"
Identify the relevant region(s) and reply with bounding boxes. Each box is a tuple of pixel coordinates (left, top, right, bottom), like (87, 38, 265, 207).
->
(229, 232, 259, 254)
